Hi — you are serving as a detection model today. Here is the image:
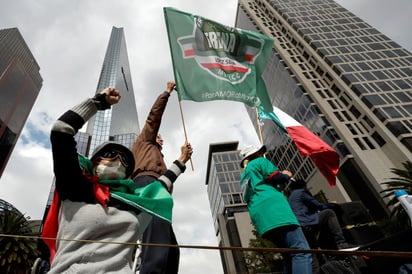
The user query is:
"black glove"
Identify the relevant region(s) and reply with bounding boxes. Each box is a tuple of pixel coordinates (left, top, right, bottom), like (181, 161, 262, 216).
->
(92, 92, 111, 110)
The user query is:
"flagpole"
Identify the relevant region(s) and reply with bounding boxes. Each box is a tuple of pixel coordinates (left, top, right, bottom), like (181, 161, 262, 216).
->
(255, 108, 264, 145)
(164, 8, 194, 171)
(178, 100, 194, 171)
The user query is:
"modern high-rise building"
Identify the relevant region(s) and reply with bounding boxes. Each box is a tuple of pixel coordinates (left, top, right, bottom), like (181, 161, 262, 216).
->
(78, 26, 139, 156)
(43, 26, 139, 219)
(235, 0, 412, 220)
(0, 28, 43, 178)
(205, 141, 254, 274)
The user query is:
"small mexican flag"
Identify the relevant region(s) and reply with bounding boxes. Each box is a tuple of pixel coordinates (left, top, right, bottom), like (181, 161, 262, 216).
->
(258, 106, 339, 187)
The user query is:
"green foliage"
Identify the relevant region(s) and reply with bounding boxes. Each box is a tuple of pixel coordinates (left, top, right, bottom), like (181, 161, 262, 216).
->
(0, 211, 40, 274)
(380, 160, 412, 229)
(243, 229, 283, 273)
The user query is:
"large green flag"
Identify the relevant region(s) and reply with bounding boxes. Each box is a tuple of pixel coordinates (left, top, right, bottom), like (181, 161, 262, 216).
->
(164, 7, 274, 112)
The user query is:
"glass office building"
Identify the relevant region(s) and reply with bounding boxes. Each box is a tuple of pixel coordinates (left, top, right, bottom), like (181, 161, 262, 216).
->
(81, 26, 139, 155)
(236, 0, 412, 220)
(205, 141, 254, 274)
(0, 28, 43, 178)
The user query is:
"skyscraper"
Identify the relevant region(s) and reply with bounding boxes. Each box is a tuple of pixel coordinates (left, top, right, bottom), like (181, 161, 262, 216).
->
(43, 26, 139, 219)
(236, 0, 412, 220)
(0, 28, 43, 178)
(78, 26, 139, 156)
(205, 141, 253, 273)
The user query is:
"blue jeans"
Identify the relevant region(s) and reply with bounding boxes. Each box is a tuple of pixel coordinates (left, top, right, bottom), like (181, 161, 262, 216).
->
(263, 225, 312, 274)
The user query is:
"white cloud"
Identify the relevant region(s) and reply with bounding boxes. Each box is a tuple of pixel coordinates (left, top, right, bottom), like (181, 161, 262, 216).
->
(0, 140, 53, 220)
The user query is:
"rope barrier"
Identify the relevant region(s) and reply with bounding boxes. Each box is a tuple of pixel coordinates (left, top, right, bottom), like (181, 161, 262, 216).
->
(1, 233, 412, 259)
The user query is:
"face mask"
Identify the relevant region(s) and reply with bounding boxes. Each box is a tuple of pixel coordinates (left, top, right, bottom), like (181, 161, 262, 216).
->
(96, 161, 126, 180)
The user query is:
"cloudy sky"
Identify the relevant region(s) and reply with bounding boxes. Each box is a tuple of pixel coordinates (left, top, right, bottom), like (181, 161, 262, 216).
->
(1, 0, 411, 273)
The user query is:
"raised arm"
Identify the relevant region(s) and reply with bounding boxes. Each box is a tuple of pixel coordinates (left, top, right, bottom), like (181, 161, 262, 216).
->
(51, 88, 120, 200)
(136, 81, 175, 142)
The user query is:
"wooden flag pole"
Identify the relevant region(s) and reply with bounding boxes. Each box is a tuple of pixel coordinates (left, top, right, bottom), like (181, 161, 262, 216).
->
(255, 107, 267, 160)
(255, 108, 264, 145)
(178, 100, 194, 171)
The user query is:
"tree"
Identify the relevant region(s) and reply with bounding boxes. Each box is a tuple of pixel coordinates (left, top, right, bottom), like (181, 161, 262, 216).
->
(380, 160, 412, 229)
(243, 229, 283, 273)
(0, 211, 40, 274)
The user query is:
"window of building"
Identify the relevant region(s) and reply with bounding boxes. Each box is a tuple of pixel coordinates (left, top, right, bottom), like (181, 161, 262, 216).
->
(372, 132, 386, 147)
(352, 84, 368, 95)
(361, 95, 385, 108)
(363, 115, 375, 128)
(386, 121, 409, 136)
(336, 142, 350, 157)
(349, 106, 361, 118)
(363, 137, 376, 149)
(354, 138, 367, 150)
(346, 124, 358, 135)
(373, 108, 388, 121)
(334, 112, 345, 122)
(383, 106, 402, 118)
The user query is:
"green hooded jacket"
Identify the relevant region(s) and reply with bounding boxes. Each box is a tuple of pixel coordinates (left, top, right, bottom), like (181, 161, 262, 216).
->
(240, 157, 298, 236)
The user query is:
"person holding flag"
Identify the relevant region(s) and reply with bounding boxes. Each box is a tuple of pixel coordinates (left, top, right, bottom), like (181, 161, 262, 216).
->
(131, 81, 192, 274)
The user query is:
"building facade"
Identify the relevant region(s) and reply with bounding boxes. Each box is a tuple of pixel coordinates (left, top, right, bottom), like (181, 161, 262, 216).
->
(205, 141, 254, 274)
(43, 26, 139, 219)
(236, 0, 412, 220)
(0, 28, 43, 178)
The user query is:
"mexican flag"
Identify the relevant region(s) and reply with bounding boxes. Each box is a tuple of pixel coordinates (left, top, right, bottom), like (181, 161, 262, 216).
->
(258, 106, 339, 187)
(164, 7, 274, 112)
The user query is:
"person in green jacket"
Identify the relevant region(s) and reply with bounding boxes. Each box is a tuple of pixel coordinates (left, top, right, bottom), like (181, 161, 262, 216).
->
(239, 144, 312, 274)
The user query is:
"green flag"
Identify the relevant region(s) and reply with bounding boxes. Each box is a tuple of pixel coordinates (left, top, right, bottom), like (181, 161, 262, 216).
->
(164, 7, 274, 112)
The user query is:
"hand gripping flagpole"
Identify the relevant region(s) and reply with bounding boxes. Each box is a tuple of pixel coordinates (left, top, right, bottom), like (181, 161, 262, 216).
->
(177, 96, 194, 171)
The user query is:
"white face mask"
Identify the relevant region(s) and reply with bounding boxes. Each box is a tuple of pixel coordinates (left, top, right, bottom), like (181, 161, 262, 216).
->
(96, 161, 126, 180)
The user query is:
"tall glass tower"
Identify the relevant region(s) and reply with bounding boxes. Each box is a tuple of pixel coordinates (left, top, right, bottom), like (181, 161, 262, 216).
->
(0, 28, 43, 178)
(78, 26, 139, 156)
(43, 26, 139, 221)
(236, 0, 412, 220)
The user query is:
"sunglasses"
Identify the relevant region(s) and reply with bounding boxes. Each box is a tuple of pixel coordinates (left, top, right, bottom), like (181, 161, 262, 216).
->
(99, 149, 130, 168)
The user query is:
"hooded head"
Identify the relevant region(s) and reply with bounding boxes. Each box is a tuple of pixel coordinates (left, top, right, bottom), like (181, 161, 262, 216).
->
(239, 145, 266, 168)
(91, 141, 135, 178)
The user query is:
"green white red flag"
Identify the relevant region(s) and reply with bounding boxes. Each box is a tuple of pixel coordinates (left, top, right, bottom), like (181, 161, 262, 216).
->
(164, 7, 274, 112)
(258, 106, 339, 187)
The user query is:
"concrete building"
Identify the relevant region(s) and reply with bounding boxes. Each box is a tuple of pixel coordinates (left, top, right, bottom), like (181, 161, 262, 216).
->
(235, 0, 412, 220)
(205, 141, 255, 273)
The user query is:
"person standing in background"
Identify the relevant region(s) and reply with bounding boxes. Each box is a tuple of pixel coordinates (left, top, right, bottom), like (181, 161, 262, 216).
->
(239, 144, 312, 274)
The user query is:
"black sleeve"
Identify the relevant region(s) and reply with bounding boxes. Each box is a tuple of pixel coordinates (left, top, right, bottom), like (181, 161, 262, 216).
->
(157, 160, 186, 191)
(51, 101, 98, 202)
(266, 172, 290, 192)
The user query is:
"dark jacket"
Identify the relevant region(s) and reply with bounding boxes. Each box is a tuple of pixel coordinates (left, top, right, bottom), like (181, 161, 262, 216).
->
(131, 91, 170, 179)
(288, 188, 331, 226)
